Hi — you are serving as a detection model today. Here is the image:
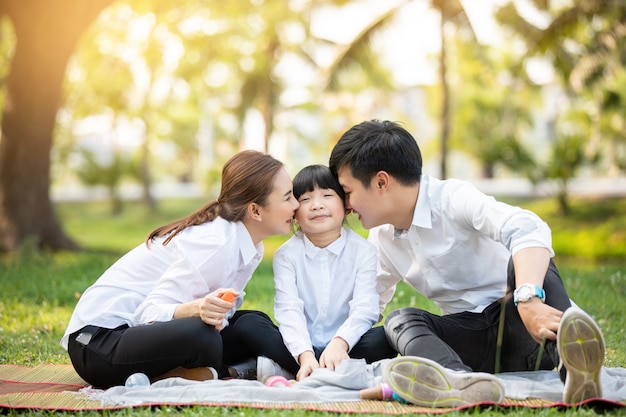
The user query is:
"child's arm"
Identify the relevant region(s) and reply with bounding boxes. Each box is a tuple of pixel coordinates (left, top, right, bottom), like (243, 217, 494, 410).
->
(273, 245, 315, 367)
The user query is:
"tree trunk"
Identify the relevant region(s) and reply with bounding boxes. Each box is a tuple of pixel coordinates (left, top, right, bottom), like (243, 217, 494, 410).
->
(439, 5, 450, 180)
(0, 0, 112, 252)
(140, 131, 157, 211)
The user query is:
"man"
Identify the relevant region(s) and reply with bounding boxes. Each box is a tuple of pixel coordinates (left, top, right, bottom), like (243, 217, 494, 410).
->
(329, 119, 605, 407)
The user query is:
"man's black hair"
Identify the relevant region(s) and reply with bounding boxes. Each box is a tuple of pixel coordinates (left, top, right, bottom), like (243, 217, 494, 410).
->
(329, 120, 422, 188)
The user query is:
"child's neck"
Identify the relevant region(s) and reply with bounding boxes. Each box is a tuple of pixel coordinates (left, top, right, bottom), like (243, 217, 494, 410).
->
(304, 229, 341, 248)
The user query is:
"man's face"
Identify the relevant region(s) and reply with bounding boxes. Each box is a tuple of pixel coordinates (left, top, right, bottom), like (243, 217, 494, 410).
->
(337, 167, 384, 229)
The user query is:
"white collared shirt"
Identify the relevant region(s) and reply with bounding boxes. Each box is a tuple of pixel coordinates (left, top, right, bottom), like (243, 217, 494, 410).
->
(369, 175, 554, 316)
(273, 228, 379, 361)
(60, 217, 263, 349)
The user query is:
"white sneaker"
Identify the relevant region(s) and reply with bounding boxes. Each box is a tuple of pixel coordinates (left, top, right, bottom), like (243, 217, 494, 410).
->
(558, 307, 605, 404)
(257, 356, 295, 383)
(383, 356, 504, 408)
(229, 357, 257, 380)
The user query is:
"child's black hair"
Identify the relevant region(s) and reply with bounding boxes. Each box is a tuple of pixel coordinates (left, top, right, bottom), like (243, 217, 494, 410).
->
(292, 164, 346, 202)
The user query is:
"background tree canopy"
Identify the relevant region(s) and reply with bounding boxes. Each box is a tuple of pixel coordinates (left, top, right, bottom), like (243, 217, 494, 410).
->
(0, 0, 624, 252)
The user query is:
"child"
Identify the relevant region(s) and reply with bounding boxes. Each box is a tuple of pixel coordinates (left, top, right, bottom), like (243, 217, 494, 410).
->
(272, 164, 396, 380)
(61, 150, 300, 388)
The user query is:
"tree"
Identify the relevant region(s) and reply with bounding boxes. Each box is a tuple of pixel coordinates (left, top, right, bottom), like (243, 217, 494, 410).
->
(450, 35, 537, 178)
(75, 148, 132, 216)
(0, 0, 113, 252)
(495, 0, 626, 175)
(324, 0, 481, 179)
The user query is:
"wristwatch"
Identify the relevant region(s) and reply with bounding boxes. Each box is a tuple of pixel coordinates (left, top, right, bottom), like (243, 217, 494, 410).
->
(513, 283, 545, 306)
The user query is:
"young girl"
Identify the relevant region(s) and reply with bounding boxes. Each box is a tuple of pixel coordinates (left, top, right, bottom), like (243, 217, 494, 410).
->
(272, 164, 396, 380)
(60, 150, 299, 388)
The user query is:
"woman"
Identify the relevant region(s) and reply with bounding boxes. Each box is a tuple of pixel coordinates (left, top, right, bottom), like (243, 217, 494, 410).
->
(61, 150, 299, 388)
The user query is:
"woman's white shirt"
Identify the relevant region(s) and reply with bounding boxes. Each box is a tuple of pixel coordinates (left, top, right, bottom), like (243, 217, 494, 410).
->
(60, 218, 263, 349)
(273, 227, 379, 362)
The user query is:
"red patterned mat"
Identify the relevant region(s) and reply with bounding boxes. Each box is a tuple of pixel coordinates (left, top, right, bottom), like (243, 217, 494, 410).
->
(0, 364, 623, 413)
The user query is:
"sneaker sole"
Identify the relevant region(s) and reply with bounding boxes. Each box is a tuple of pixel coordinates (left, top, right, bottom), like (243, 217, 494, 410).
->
(382, 356, 504, 408)
(558, 307, 604, 404)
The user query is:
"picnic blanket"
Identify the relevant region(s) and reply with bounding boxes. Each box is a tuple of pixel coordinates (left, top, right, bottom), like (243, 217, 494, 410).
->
(1, 360, 625, 413)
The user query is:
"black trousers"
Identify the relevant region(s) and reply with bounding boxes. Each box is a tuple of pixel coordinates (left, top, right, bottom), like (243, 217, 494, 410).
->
(384, 258, 572, 373)
(226, 311, 398, 375)
(68, 310, 277, 388)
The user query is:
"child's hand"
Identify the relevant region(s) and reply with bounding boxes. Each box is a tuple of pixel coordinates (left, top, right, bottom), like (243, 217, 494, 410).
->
(296, 351, 319, 380)
(319, 337, 349, 371)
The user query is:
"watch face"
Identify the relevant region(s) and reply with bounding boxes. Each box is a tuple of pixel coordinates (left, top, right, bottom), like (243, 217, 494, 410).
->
(517, 286, 532, 300)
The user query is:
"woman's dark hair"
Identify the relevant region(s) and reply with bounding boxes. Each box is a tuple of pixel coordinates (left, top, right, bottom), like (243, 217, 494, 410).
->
(147, 150, 284, 246)
(329, 120, 422, 188)
(292, 164, 345, 202)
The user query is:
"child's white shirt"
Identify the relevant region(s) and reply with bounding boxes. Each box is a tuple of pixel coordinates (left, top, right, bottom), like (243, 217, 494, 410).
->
(273, 227, 380, 362)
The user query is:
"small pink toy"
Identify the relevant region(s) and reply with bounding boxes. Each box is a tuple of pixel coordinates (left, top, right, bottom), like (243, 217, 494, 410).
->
(265, 375, 290, 387)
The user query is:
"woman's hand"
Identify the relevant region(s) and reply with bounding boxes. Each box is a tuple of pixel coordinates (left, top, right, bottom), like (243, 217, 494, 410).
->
(174, 288, 239, 330)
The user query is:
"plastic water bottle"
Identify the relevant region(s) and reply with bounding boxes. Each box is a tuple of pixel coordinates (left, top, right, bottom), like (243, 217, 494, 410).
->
(125, 372, 150, 388)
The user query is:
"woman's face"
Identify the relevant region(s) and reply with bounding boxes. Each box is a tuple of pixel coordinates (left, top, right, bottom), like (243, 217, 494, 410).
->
(256, 167, 300, 238)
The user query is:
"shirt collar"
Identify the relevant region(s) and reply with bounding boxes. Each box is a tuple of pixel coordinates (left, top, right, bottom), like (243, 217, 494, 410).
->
(236, 221, 263, 264)
(302, 228, 346, 259)
(393, 175, 432, 239)
(411, 174, 433, 230)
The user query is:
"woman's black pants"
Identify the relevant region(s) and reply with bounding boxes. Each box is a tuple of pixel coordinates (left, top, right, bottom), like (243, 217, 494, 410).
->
(68, 310, 281, 388)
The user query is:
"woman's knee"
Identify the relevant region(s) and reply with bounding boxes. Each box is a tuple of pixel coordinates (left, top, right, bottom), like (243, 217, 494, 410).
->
(173, 318, 222, 352)
(230, 310, 275, 334)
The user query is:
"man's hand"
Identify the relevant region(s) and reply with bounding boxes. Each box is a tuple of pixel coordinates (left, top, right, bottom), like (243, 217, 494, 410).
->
(517, 297, 563, 343)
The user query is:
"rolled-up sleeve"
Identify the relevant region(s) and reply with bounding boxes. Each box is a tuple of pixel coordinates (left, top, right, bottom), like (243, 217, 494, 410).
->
(133, 226, 238, 325)
(447, 180, 554, 257)
(134, 255, 210, 324)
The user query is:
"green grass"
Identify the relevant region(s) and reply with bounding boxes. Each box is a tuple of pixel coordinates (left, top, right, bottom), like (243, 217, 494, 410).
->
(1, 196, 625, 416)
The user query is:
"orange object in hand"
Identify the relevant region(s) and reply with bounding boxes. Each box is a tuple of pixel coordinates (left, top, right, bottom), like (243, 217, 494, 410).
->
(220, 291, 236, 302)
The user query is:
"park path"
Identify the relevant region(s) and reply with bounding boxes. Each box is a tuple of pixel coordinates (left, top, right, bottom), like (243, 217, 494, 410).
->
(51, 177, 626, 202)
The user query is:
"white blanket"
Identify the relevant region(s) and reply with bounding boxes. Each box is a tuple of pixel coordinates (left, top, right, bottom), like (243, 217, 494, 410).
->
(81, 359, 626, 407)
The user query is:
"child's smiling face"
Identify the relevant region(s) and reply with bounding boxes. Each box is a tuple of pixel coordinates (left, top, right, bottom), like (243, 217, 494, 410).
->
(294, 186, 345, 237)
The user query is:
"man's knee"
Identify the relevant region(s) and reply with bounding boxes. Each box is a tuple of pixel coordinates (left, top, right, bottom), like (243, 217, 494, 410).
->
(385, 307, 429, 329)
(384, 307, 435, 343)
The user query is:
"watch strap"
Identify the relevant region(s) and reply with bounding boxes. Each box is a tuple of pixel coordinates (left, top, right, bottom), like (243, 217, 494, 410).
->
(513, 283, 546, 306)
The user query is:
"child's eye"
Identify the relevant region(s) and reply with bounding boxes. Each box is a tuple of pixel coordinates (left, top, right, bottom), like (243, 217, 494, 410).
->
(299, 197, 310, 202)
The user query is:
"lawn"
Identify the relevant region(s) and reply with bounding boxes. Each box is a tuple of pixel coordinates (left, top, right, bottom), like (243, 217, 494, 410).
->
(0, 195, 625, 416)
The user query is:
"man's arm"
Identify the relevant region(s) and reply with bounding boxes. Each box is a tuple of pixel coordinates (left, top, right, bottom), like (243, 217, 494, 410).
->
(513, 247, 564, 343)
